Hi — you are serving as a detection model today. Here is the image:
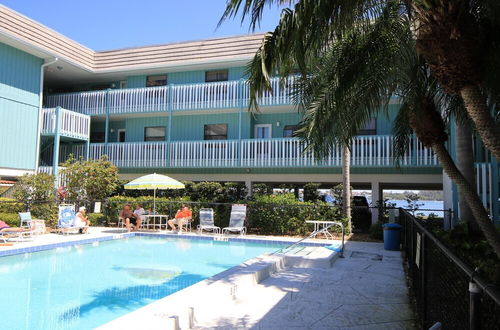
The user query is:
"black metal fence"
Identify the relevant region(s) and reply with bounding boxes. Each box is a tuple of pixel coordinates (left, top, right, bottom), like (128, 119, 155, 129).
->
(400, 209, 500, 329)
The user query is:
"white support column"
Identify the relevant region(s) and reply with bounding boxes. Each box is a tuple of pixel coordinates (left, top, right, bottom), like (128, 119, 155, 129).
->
(442, 171, 454, 230)
(245, 180, 253, 197)
(371, 181, 382, 224)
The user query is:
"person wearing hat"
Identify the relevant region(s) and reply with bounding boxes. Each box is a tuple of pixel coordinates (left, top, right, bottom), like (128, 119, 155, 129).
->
(75, 206, 90, 234)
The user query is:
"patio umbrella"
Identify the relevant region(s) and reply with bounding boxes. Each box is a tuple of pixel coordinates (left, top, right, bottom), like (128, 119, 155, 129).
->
(124, 173, 185, 213)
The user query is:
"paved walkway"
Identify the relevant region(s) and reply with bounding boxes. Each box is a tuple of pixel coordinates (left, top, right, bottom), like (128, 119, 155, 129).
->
(194, 241, 415, 329)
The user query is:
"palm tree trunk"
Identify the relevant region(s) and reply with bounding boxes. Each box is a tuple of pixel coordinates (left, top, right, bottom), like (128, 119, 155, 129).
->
(342, 145, 351, 233)
(460, 85, 500, 160)
(455, 121, 479, 232)
(432, 143, 500, 259)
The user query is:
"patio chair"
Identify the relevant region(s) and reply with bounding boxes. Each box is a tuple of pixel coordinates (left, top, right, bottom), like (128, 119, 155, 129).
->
(19, 212, 45, 235)
(57, 204, 86, 235)
(197, 208, 220, 234)
(222, 204, 247, 236)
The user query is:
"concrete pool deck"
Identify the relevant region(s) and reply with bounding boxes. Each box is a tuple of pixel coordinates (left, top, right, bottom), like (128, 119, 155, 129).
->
(0, 228, 415, 329)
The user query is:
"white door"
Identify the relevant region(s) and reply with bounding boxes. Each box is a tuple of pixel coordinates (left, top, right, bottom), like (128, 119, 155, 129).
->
(254, 124, 272, 161)
(117, 129, 126, 142)
(254, 124, 272, 139)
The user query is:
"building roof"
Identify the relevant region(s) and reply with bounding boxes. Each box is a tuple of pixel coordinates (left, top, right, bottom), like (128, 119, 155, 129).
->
(0, 4, 265, 74)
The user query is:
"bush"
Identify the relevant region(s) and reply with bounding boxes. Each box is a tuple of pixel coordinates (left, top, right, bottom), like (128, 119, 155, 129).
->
(0, 198, 24, 213)
(88, 213, 106, 226)
(191, 182, 224, 202)
(0, 213, 20, 226)
(247, 193, 348, 236)
(252, 183, 272, 196)
(369, 223, 383, 240)
(13, 173, 55, 202)
(303, 182, 320, 202)
(30, 202, 58, 228)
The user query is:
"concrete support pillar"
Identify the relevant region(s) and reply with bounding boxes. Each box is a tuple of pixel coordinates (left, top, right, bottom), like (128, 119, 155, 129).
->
(52, 106, 61, 188)
(442, 171, 455, 230)
(371, 181, 382, 224)
(245, 180, 253, 197)
(85, 139, 90, 161)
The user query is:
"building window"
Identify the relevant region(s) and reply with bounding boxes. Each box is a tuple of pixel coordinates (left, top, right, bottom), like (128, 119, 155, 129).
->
(204, 124, 227, 140)
(359, 118, 377, 135)
(144, 126, 166, 141)
(146, 75, 167, 87)
(283, 125, 299, 138)
(205, 70, 228, 82)
(90, 132, 105, 143)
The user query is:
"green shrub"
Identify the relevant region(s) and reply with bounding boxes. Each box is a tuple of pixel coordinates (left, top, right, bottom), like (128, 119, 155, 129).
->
(303, 182, 320, 202)
(0, 198, 24, 213)
(88, 213, 106, 226)
(0, 213, 20, 226)
(369, 223, 383, 240)
(191, 182, 224, 202)
(252, 183, 272, 196)
(30, 202, 58, 228)
(247, 193, 347, 236)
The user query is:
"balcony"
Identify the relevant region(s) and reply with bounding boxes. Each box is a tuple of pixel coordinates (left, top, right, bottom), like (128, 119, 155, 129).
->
(41, 107, 91, 140)
(44, 77, 296, 116)
(71, 135, 439, 169)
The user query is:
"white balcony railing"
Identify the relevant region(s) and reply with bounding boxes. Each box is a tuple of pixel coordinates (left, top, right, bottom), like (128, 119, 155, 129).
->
(41, 108, 91, 140)
(80, 135, 438, 169)
(44, 77, 297, 116)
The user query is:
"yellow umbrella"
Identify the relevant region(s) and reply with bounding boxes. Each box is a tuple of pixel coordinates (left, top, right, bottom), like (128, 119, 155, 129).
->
(124, 173, 185, 213)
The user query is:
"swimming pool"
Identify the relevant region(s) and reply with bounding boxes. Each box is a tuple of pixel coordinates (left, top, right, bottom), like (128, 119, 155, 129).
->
(0, 236, 289, 330)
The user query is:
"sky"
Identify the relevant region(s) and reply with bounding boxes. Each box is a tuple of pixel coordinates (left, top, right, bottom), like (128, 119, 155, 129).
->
(1, 0, 285, 50)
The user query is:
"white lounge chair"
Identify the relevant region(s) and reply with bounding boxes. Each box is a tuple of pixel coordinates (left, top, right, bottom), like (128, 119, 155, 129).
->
(222, 204, 247, 236)
(197, 208, 220, 234)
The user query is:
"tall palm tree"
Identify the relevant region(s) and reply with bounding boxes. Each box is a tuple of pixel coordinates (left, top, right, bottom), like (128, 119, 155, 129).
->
(221, 0, 500, 162)
(220, 0, 500, 258)
(412, 0, 500, 160)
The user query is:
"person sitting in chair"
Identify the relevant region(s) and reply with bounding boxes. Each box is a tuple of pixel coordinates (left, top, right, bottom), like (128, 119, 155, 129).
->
(75, 206, 90, 234)
(168, 204, 192, 234)
(120, 204, 141, 232)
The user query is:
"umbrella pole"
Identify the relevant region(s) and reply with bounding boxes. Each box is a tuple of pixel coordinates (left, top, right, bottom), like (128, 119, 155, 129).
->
(154, 188, 156, 214)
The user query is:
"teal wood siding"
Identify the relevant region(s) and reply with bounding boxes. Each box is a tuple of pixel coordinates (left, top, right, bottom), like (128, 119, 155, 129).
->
(376, 104, 399, 135)
(127, 76, 147, 88)
(171, 113, 240, 141)
(169, 71, 205, 84)
(252, 112, 302, 138)
(228, 67, 247, 80)
(125, 117, 168, 142)
(90, 121, 125, 141)
(0, 42, 42, 170)
(127, 67, 247, 87)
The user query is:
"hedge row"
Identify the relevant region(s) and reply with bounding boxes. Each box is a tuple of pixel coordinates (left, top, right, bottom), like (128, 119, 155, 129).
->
(0, 193, 349, 236)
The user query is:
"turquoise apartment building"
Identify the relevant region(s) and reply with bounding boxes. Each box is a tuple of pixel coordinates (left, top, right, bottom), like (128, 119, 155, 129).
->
(0, 4, 497, 224)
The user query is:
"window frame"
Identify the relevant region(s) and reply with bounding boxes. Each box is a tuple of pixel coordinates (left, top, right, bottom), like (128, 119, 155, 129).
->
(204, 124, 228, 140)
(358, 118, 377, 135)
(283, 125, 299, 138)
(205, 70, 229, 83)
(144, 126, 166, 142)
(146, 75, 168, 87)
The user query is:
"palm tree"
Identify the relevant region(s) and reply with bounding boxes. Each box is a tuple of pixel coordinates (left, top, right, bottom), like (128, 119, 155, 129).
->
(221, 0, 500, 163)
(412, 0, 500, 160)
(220, 0, 500, 258)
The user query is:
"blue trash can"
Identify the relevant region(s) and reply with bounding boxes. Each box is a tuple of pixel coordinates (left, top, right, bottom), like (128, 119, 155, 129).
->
(383, 223, 402, 251)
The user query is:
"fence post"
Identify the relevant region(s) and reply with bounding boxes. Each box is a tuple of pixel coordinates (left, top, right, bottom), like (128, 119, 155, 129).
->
(421, 232, 427, 328)
(469, 275, 482, 330)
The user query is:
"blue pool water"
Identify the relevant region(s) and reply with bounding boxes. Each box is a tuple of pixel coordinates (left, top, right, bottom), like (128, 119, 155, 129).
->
(0, 236, 287, 330)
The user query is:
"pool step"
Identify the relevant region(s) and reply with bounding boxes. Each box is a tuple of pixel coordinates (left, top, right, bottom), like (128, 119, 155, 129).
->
(98, 247, 341, 330)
